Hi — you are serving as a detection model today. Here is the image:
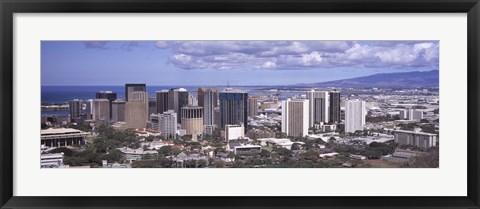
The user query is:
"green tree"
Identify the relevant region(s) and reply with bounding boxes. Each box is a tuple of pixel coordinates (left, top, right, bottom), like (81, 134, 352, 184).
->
(197, 159, 208, 168)
(291, 143, 302, 150)
(158, 146, 172, 156)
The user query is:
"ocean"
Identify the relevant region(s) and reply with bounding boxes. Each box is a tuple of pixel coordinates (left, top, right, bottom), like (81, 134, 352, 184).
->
(42, 86, 198, 104)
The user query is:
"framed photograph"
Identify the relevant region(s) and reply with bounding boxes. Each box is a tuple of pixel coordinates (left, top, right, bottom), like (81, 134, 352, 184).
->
(1, 0, 479, 208)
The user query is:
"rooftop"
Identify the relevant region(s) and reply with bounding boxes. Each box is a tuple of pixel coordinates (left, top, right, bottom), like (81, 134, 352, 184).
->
(41, 128, 86, 135)
(393, 129, 437, 136)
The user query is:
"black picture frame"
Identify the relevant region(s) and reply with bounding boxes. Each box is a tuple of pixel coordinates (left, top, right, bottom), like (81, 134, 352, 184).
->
(1, 0, 479, 208)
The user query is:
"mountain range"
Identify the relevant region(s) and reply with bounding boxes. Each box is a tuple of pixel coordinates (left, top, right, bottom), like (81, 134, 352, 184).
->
(299, 70, 439, 88)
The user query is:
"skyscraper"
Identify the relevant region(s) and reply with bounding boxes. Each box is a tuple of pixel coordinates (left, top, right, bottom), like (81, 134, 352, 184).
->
(125, 91, 148, 129)
(124, 84, 146, 101)
(188, 93, 198, 106)
(155, 90, 169, 114)
(158, 110, 177, 139)
(345, 100, 366, 133)
(329, 91, 341, 123)
(148, 98, 157, 116)
(219, 89, 248, 132)
(181, 106, 204, 141)
(111, 100, 126, 122)
(84, 99, 93, 120)
(168, 88, 189, 123)
(281, 99, 309, 137)
(92, 99, 110, 121)
(248, 96, 258, 117)
(95, 91, 117, 120)
(198, 87, 218, 108)
(214, 107, 221, 128)
(307, 90, 329, 127)
(199, 88, 218, 127)
(68, 99, 83, 122)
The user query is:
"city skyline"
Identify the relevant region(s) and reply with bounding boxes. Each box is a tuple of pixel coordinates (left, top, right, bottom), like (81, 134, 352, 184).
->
(40, 41, 440, 169)
(42, 41, 439, 86)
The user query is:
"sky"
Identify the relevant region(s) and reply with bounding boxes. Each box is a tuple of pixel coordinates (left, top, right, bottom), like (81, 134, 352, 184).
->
(41, 41, 439, 86)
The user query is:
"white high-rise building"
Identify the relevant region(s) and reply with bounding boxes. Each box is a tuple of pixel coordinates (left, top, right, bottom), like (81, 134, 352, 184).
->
(281, 99, 309, 137)
(345, 100, 366, 133)
(306, 90, 329, 127)
(158, 110, 177, 139)
(84, 99, 94, 120)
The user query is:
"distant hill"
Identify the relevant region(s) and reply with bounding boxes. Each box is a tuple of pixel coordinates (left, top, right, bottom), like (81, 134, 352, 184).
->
(302, 70, 439, 88)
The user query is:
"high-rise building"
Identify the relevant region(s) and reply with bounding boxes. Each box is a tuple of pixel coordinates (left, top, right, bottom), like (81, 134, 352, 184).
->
(199, 88, 218, 127)
(219, 89, 248, 132)
(68, 99, 83, 122)
(248, 96, 258, 117)
(125, 84, 146, 101)
(400, 109, 424, 120)
(307, 90, 329, 127)
(92, 99, 110, 121)
(84, 99, 93, 120)
(329, 91, 341, 123)
(125, 91, 148, 129)
(181, 106, 204, 141)
(168, 88, 189, 123)
(95, 91, 117, 119)
(112, 100, 126, 122)
(281, 99, 309, 137)
(198, 87, 218, 108)
(148, 98, 156, 116)
(188, 93, 198, 106)
(345, 100, 366, 133)
(157, 110, 177, 139)
(155, 90, 169, 114)
(214, 107, 221, 128)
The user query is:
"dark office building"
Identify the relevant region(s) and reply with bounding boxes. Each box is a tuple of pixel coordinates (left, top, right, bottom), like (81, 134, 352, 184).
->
(219, 89, 248, 132)
(95, 91, 117, 120)
(156, 90, 169, 114)
(148, 98, 157, 117)
(168, 88, 189, 123)
(329, 91, 341, 123)
(125, 84, 146, 101)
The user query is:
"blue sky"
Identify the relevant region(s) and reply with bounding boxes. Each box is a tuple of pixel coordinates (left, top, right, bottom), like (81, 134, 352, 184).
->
(41, 41, 439, 86)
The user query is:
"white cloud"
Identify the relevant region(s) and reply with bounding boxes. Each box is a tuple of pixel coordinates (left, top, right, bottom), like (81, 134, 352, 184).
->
(161, 41, 439, 71)
(262, 61, 277, 69)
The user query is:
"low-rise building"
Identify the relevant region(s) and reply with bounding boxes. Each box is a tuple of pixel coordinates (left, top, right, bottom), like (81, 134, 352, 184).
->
(117, 147, 158, 162)
(257, 138, 304, 150)
(41, 153, 65, 168)
(225, 124, 245, 141)
(319, 152, 339, 158)
(381, 149, 423, 162)
(41, 128, 88, 147)
(233, 144, 262, 155)
(393, 129, 437, 149)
